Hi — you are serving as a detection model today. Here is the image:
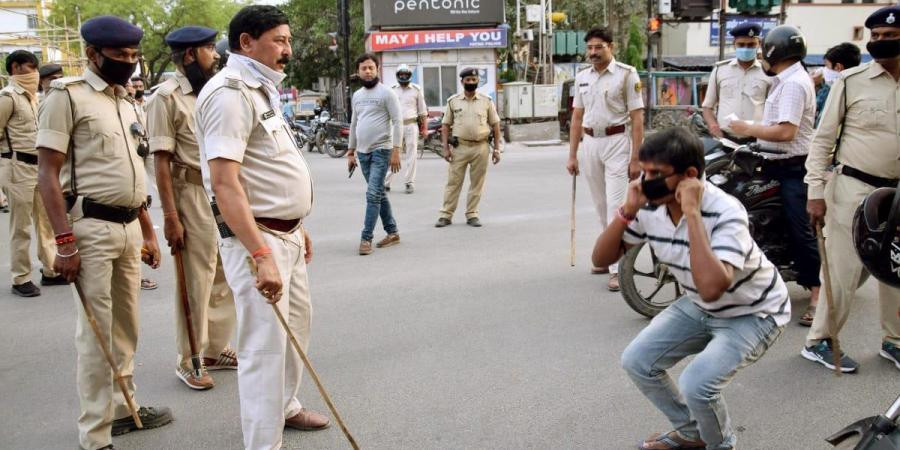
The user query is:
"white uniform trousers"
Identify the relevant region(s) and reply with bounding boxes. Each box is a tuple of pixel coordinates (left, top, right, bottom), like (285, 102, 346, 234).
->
(579, 133, 630, 273)
(385, 123, 419, 187)
(219, 226, 312, 450)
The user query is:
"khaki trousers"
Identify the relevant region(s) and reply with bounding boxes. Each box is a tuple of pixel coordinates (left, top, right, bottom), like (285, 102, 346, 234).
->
(172, 178, 236, 370)
(440, 141, 490, 220)
(806, 174, 900, 347)
(6, 160, 57, 284)
(219, 226, 312, 450)
(385, 123, 420, 186)
(71, 216, 143, 450)
(579, 133, 630, 274)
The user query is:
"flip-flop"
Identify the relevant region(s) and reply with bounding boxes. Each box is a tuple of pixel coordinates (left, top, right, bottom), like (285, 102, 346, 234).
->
(799, 304, 816, 327)
(638, 431, 706, 449)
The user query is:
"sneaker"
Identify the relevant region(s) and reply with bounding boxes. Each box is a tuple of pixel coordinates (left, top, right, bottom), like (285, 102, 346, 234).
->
(203, 348, 238, 370)
(359, 240, 373, 255)
(376, 233, 400, 248)
(140, 278, 158, 290)
(466, 217, 482, 227)
(607, 274, 620, 292)
(111, 406, 173, 436)
(880, 341, 900, 371)
(12, 281, 40, 297)
(40, 269, 69, 286)
(801, 339, 859, 373)
(435, 218, 451, 228)
(175, 367, 214, 390)
(405, 183, 414, 194)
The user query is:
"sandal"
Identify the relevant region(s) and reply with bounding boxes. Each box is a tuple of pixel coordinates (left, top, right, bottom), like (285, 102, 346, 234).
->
(639, 431, 706, 449)
(141, 278, 158, 290)
(799, 304, 816, 327)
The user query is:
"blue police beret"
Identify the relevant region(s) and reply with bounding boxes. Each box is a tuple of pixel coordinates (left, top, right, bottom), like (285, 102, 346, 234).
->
(865, 4, 900, 29)
(730, 23, 762, 38)
(81, 16, 143, 48)
(165, 26, 218, 50)
(459, 67, 478, 79)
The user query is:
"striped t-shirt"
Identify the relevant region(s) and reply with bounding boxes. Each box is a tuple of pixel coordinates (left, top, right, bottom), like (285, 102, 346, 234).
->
(622, 182, 791, 326)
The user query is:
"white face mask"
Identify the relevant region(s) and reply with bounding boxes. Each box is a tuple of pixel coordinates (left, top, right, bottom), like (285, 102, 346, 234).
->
(823, 67, 840, 85)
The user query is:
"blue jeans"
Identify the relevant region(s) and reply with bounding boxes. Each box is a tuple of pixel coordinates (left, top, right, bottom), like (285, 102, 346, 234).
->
(358, 149, 398, 242)
(621, 297, 782, 450)
(770, 164, 821, 288)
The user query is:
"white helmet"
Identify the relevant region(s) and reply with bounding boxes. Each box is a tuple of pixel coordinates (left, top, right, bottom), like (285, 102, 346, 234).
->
(396, 64, 412, 82)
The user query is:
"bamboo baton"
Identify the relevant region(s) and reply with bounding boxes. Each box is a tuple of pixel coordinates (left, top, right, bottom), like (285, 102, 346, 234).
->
(271, 305, 359, 450)
(815, 223, 842, 377)
(570, 174, 576, 267)
(73, 280, 143, 427)
(174, 250, 203, 379)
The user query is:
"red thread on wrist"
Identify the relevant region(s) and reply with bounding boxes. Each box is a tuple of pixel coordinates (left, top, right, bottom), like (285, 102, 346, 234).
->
(251, 246, 272, 259)
(617, 206, 635, 224)
(56, 235, 76, 245)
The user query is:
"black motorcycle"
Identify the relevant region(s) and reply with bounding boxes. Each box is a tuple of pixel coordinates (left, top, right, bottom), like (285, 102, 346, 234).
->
(827, 395, 899, 449)
(321, 119, 350, 158)
(420, 115, 445, 158)
(619, 141, 795, 318)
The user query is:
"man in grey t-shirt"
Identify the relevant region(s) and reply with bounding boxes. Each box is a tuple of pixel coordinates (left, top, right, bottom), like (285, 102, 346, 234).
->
(347, 53, 403, 255)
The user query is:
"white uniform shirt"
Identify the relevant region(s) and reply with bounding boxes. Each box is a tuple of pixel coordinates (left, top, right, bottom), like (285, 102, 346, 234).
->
(622, 182, 791, 326)
(701, 59, 770, 132)
(573, 59, 644, 131)
(195, 56, 313, 220)
(392, 83, 427, 121)
(758, 62, 816, 159)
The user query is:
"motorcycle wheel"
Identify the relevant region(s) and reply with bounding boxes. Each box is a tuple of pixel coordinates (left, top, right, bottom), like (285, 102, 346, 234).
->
(325, 142, 348, 158)
(619, 242, 683, 318)
(314, 130, 326, 153)
(705, 159, 730, 177)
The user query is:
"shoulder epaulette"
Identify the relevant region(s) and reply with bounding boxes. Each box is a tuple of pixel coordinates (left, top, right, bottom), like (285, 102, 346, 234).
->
(714, 60, 731, 67)
(154, 78, 179, 97)
(223, 70, 242, 90)
(615, 61, 637, 72)
(841, 62, 870, 79)
(48, 76, 85, 90)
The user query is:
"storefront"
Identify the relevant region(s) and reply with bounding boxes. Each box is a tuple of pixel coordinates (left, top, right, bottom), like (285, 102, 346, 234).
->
(363, 0, 507, 113)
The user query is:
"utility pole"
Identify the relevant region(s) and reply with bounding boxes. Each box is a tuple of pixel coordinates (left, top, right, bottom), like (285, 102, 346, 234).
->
(647, 0, 653, 69)
(717, 0, 727, 60)
(75, 5, 85, 62)
(338, 0, 352, 120)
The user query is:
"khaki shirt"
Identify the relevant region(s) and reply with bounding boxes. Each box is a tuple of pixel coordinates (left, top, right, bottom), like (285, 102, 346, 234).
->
(442, 92, 500, 142)
(0, 80, 38, 154)
(392, 83, 427, 121)
(805, 61, 900, 200)
(196, 57, 313, 220)
(702, 59, 770, 133)
(147, 72, 201, 170)
(572, 59, 644, 130)
(36, 68, 147, 209)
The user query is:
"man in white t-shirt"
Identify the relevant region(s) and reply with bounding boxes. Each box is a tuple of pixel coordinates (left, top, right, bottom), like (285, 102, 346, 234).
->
(593, 127, 788, 450)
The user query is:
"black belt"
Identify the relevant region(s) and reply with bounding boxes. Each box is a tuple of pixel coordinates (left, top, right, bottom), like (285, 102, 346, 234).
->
(841, 165, 899, 189)
(65, 196, 141, 224)
(762, 155, 806, 168)
(1, 152, 38, 165)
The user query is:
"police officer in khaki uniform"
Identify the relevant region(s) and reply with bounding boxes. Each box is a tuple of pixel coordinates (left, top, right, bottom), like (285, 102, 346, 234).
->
(702, 23, 771, 140)
(0, 50, 66, 297)
(803, 4, 900, 374)
(38, 63, 64, 97)
(435, 67, 501, 228)
(196, 6, 329, 448)
(149, 26, 237, 391)
(385, 64, 427, 194)
(566, 27, 644, 291)
(36, 16, 172, 450)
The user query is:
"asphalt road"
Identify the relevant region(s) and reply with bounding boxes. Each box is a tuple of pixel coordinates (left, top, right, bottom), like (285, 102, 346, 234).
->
(0, 143, 897, 450)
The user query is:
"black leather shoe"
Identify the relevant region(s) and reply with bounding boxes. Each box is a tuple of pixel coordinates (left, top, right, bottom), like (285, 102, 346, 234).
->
(435, 218, 451, 228)
(41, 270, 70, 286)
(466, 217, 482, 227)
(111, 406, 173, 436)
(12, 281, 40, 297)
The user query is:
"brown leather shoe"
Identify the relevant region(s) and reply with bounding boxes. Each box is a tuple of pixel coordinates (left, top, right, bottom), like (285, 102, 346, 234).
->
(285, 408, 331, 431)
(607, 273, 620, 292)
(359, 240, 373, 255)
(376, 233, 400, 248)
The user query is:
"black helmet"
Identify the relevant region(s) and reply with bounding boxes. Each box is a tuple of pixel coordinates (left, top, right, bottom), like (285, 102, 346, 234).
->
(761, 25, 807, 66)
(852, 182, 900, 288)
(215, 37, 229, 69)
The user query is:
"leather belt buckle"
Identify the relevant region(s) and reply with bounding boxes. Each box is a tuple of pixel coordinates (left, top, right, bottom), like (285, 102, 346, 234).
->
(583, 127, 595, 137)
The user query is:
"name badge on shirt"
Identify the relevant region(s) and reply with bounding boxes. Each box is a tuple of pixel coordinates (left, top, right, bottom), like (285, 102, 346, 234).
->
(261, 110, 276, 121)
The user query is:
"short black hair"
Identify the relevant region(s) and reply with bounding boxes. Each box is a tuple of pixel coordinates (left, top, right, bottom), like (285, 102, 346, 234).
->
(638, 127, 705, 174)
(355, 53, 379, 70)
(5, 50, 38, 75)
(131, 76, 144, 83)
(824, 42, 861, 70)
(228, 5, 289, 51)
(584, 27, 613, 44)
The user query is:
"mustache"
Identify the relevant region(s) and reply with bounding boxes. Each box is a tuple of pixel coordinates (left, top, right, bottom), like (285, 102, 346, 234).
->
(277, 55, 290, 65)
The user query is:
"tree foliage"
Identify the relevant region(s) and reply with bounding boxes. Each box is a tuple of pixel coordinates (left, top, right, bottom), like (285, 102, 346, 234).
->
(49, 0, 243, 85)
(624, 16, 645, 70)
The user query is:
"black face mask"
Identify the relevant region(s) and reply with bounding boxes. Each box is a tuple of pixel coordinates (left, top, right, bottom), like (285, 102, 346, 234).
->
(183, 60, 214, 95)
(134, 89, 144, 99)
(867, 39, 900, 60)
(398, 80, 410, 86)
(97, 52, 138, 87)
(641, 173, 677, 202)
(463, 82, 478, 92)
(361, 76, 379, 89)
